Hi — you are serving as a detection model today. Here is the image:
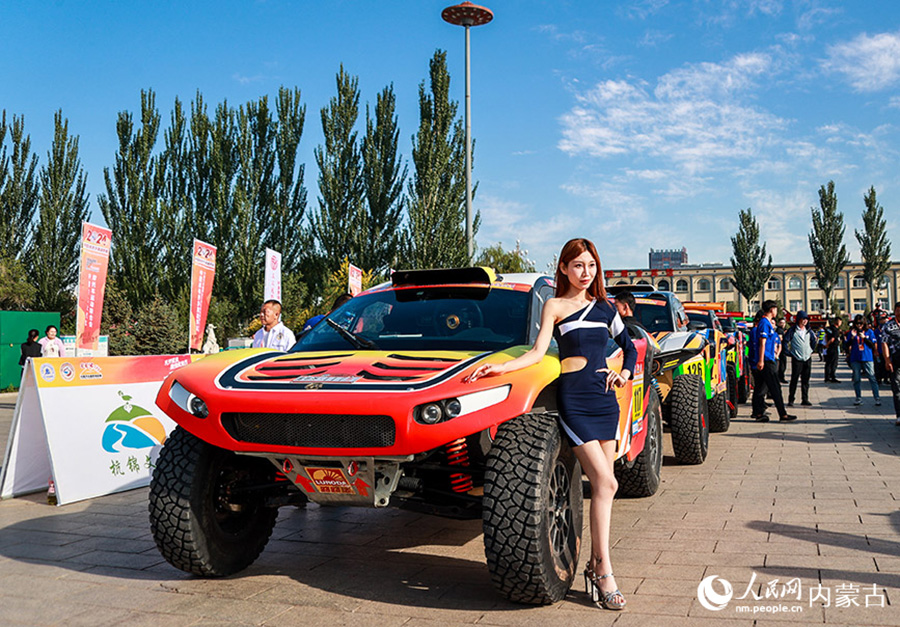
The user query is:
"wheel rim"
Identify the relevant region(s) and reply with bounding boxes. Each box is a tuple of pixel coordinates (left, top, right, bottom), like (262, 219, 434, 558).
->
(547, 459, 574, 565)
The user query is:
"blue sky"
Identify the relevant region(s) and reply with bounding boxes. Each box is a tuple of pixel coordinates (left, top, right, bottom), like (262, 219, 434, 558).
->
(3, 0, 899, 271)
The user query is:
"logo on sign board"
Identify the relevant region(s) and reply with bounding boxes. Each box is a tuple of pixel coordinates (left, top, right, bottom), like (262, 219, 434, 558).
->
(101, 391, 168, 453)
(79, 362, 103, 380)
(270, 254, 278, 270)
(60, 362, 75, 382)
(39, 364, 56, 382)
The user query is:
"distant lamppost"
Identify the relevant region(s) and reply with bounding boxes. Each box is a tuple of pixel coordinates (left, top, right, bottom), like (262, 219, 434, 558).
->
(441, 1, 493, 263)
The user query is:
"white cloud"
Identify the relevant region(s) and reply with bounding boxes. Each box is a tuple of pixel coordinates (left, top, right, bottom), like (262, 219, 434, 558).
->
(476, 195, 576, 267)
(823, 31, 900, 92)
(558, 52, 788, 178)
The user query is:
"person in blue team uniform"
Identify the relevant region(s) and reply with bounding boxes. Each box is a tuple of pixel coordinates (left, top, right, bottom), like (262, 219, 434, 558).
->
(845, 314, 880, 407)
(751, 300, 796, 422)
(467, 237, 636, 611)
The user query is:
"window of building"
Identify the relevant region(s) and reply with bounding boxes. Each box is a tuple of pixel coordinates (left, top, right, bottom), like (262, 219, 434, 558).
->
(809, 277, 819, 289)
(809, 299, 824, 312)
(750, 301, 760, 312)
(788, 276, 802, 290)
(697, 278, 711, 292)
(835, 298, 846, 312)
(718, 277, 732, 291)
(836, 276, 846, 289)
(767, 277, 781, 290)
(789, 300, 802, 312)
(657, 280, 670, 291)
(852, 275, 866, 288)
(879, 276, 890, 290)
(853, 298, 867, 311)
(675, 279, 688, 292)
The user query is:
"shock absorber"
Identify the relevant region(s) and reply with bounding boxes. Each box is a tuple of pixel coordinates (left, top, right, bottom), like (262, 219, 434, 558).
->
(444, 438, 473, 493)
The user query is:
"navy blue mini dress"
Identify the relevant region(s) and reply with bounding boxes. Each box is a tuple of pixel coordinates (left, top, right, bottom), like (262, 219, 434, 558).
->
(554, 299, 638, 445)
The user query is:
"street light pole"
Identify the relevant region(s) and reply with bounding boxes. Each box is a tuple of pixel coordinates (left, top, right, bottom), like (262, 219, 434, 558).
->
(441, 2, 493, 264)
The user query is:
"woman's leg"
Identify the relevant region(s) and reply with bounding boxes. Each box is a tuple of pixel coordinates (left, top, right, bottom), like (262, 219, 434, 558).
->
(863, 361, 879, 399)
(851, 361, 862, 399)
(573, 439, 623, 605)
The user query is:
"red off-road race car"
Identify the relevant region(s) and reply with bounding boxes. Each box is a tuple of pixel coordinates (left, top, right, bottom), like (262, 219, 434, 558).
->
(148, 268, 662, 604)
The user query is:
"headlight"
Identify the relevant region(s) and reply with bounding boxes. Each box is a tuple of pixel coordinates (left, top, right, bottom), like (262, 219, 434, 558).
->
(414, 385, 510, 425)
(420, 403, 443, 424)
(189, 396, 209, 419)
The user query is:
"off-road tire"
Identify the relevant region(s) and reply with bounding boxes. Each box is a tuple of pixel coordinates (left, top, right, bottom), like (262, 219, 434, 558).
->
(738, 357, 750, 404)
(483, 413, 583, 605)
(709, 390, 730, 433)
(149, 426, 278, 576)
(726, 364, 738, 419)
(615, 388, 663, 497)
(669, 374, 710, 465)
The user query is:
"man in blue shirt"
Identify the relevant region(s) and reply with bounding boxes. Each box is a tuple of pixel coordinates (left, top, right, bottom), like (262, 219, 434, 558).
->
(844, 314, 880, 407)
(881, 301, 900, 425)
(751, 300, 796, 422)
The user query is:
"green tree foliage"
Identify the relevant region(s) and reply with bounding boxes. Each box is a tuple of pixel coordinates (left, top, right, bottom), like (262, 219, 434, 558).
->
(98, 90, 163, 309)
(855, 186, 891, 308)
(311, 65, 365, 275)
(133, 294, 184, 355)
(269, 87, 310, 276)
(809, 181, 850, 310)
(730, 208, 773, 305)
(402, 50, 477, 270)
(0, 255, 35, 309)
(26, 111, 90, 313)
(361, 84, 406, 273)
(101, 278, 137, 356)
(476, 241, 536, 273)
(156, 97, 193, 304)
(0, 112, 39, 261)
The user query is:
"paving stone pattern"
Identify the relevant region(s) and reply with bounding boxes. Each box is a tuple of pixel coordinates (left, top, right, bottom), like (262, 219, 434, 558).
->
(0, 360, 898, 626)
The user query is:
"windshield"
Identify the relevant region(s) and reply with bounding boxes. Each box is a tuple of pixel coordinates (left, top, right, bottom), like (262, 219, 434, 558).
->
(633, 300, 673, 333)
(292, 286, 530, 352)
(687, 312, 710, 329)
(718, 316, 735, 332)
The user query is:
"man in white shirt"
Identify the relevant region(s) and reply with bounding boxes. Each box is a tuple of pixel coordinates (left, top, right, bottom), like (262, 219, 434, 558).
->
(252, 300, 296, 351)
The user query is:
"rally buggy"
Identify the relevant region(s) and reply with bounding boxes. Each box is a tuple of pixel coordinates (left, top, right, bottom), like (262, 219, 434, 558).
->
(608, 286, 711, 465)
(684, 303, 738, 432)
(148, 268, 662, 605)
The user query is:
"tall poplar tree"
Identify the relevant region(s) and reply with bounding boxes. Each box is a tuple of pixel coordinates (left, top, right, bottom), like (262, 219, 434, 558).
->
(402, 50, 476, 269)
(361, 84, 406, 273)
(0, 113, 39, 261)
(855, 186, 891, 309)
(269, 87, 309, 276)
(312, 65, 365, 274)
(98, 90, 163, 309)
(730, 208, 773, 306)
(808, 180, 850, 311)
(27, 110, 90, 313)
(157, 97, 193, 304)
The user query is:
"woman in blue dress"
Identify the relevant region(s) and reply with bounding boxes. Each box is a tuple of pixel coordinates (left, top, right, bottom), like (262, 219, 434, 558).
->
(468, 237, 637, 610)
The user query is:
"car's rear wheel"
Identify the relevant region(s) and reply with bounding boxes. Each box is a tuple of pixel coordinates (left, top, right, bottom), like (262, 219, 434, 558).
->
(726, 364, 738, 418)
(615, 388, 663, 497)
(669, 374, 709, 465)
(149, 426, 278, 576)
(483, 413, 583, 604)
(709, 389, 730, 433)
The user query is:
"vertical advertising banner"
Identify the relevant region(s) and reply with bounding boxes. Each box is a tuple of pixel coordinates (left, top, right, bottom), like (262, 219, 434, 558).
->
(189, 239, 217, 351)
(264, 248, 282, 303)
(75, 222, 112, 352)
(348, 262, 363, 296)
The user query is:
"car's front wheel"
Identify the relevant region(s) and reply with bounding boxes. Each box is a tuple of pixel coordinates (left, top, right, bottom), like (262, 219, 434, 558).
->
(483, 413, 583, 604)
(148, 426, 278, 576)
(669, 374, 710, 465)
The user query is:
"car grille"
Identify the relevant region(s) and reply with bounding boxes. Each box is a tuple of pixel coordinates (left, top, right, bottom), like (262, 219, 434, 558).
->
(221, 412, 396, 448)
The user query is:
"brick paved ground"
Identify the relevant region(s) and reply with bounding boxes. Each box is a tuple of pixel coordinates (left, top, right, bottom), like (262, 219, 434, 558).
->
(0, 359, 898, 626)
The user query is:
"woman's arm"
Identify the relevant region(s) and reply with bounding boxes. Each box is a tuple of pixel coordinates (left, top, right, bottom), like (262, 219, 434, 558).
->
(466, 298, 559, 381)
(610, 310, 636, 383)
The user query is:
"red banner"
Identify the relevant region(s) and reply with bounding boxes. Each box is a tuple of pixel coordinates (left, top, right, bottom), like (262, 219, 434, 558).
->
(75, 222, 112, 351)
(189, 239, 217, 351)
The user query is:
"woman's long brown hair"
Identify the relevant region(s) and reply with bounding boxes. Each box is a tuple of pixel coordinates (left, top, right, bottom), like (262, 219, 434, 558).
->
(554, 238, 607, 300)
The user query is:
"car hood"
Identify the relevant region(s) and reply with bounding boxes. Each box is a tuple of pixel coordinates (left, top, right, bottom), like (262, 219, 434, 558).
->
(198, 348, 489, 392)
(651, 330, 708, 371)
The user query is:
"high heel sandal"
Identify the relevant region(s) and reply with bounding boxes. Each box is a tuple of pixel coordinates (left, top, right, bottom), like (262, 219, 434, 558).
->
(584, 561, 626, 610)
